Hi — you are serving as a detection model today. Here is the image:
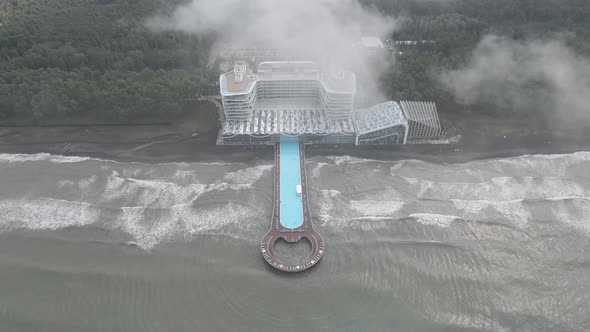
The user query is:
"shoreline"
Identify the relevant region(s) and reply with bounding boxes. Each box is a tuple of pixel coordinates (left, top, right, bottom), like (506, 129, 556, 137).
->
(2, 104, 590, 164)
(1, 133, 589, 164)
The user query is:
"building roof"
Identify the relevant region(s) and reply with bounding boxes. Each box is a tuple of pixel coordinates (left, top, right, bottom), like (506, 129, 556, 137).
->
(400, 101, 442, 138)
(257, 61, 319, 74)
(353, 101, 408, 135)
(220, 61, 356, 96)
(361, 36, 384, 49)
(220, 73, 255, 95)
(222, 109, 355, 136)
(320, 71, 356, 94)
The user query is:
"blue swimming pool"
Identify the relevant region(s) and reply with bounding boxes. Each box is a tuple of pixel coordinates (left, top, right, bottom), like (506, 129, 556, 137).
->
(279, 135, 304, 229)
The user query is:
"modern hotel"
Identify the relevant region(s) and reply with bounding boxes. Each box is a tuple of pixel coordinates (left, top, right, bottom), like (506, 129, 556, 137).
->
(217, 61, 442, 145)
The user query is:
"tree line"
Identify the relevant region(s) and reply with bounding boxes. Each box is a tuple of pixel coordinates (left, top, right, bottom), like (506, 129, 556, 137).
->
(0, 0, 216, 124)
(1, 0, 589, 124)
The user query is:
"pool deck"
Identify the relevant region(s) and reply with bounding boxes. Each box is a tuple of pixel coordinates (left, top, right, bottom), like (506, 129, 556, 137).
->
(260, 136, 324, 272)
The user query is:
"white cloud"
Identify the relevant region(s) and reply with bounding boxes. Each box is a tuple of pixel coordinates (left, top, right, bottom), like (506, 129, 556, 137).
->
(441, 35, 590, 126)
(147, 0, 398, 69)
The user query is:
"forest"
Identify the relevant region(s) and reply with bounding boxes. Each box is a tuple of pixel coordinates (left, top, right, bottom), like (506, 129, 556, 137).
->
(1, 0, 589, 125)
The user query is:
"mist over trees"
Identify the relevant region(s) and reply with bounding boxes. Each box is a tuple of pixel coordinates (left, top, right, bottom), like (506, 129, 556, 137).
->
(1, 0, 589, 125)
(375, 0, 590, 128)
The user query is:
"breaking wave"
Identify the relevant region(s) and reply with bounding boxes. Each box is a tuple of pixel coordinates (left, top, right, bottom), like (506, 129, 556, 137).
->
(0, 154, 274, 249)
(0, 197, 265, 249)
(311, 151, 590, 233)
(350, 200, 405, 217)
(409, 213, 461, 227)
(0, 198, 100, 230)
(0, 152, 243, 166)
(115, 201, 264, 249)
(0, 153, 92, 164)
(1, 151, 589, 248)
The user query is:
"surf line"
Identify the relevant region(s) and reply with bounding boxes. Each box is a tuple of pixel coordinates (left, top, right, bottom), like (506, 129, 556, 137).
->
(260, 135, 324, 272)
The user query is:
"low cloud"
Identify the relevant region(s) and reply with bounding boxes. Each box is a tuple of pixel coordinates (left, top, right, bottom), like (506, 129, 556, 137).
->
(147, 0, 397, 73)
(441, 35, 590, 127)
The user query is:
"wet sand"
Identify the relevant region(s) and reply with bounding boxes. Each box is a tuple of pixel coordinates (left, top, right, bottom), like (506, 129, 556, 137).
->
(1, 122, 590, 164)
(1, 135, 589, 166)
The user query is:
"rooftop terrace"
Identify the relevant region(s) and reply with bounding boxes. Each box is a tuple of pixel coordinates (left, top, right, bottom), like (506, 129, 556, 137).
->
(220, 61, 356, 95)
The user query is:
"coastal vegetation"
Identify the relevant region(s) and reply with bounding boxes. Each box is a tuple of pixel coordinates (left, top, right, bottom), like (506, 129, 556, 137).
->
(0, 0, 216, 125)
(1, 0, 589, 127)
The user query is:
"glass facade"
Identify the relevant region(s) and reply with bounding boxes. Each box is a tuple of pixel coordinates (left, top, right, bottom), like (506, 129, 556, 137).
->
(217, 62, 442, 146)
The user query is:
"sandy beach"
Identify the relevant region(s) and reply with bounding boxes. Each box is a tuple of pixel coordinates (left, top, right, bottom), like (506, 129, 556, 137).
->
(1, 123, 589, 164)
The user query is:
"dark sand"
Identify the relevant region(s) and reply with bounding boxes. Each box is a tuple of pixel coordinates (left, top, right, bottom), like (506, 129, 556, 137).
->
(1, 123, 589, 163)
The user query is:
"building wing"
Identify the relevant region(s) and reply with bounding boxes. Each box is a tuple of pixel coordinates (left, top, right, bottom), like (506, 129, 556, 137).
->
(353, 102, 408, 145)
(400, 101, 443, 139)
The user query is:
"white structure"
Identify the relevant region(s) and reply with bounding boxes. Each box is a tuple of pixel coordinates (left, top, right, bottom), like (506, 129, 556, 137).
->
(221, 109, 355, 137)
(400, 101, 443, 138)
(354, 101, 408, 145)
(220, 61, 356, 122)
(361, 36, 385, 50)
(233, 61, 247, 83)
(218, 61, 443, 145)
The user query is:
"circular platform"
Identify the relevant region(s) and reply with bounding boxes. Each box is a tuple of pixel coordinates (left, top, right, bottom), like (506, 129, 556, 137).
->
(260, 231, 324, 273)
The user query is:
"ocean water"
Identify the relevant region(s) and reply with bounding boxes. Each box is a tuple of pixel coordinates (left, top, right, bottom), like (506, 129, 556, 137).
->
(0, 152, 589, 331)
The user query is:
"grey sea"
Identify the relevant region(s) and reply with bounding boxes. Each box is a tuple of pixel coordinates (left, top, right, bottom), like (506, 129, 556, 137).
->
(0, 152, 589, 331)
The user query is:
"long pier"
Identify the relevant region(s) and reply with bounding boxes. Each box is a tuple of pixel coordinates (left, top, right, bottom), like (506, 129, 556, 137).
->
(260, 136, 324, 272)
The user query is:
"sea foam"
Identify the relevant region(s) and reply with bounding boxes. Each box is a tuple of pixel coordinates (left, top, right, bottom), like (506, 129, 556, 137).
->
(0, 197, 264, 250)
(409, 213, 460, 227)
(0, 198, 100, 230)
(0, 153, 91, 164)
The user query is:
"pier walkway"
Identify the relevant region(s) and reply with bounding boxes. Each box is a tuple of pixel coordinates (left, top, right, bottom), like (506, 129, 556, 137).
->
(261, 136, 324, 272)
